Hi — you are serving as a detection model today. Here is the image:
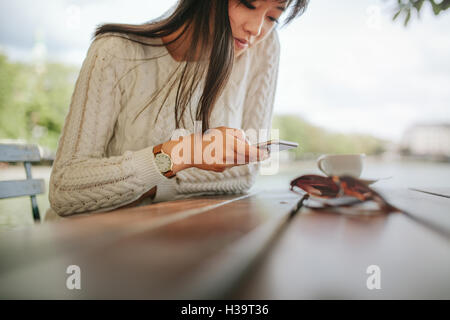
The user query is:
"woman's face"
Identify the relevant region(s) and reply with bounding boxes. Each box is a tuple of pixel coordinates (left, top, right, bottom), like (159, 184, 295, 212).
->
(228, 0, 287, 57)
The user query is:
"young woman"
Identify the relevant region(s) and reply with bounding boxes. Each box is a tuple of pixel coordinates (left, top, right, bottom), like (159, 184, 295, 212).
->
(47, 0, 308, 217)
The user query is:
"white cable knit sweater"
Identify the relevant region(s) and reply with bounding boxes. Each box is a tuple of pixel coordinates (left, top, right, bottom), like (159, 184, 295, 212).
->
(48, 30, 280, 217)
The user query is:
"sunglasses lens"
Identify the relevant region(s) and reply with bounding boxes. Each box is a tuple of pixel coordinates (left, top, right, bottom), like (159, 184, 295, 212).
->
(290, 175, 340, 198)
(338, 176, 373, 201)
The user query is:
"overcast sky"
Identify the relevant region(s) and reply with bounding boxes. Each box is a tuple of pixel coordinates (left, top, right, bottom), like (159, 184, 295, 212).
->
(1, 0, 449, 142)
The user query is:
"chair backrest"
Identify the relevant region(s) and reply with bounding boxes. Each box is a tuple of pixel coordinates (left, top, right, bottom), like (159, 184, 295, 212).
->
(0, 143, 46, 222)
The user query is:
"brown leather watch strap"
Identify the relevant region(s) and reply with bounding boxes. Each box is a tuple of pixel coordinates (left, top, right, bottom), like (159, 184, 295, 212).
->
(163, 170, 176, 178)
(153, 144, 163, 155)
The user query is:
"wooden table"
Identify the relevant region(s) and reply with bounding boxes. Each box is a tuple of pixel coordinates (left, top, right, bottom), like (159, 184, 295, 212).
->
(0, 187, 449, 299)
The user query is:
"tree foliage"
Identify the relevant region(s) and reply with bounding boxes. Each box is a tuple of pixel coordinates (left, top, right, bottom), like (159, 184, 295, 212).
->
(391, 0, 450, 26)
(272, 115, 387, 160)
(0, 52, 78, 149)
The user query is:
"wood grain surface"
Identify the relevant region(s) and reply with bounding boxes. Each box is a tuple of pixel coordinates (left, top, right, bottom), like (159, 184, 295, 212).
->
(0, 190, 304, 299)
(232, 188, 450, 299)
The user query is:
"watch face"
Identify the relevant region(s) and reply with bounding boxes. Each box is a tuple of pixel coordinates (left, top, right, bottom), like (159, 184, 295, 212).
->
(155, 153, 172, 173)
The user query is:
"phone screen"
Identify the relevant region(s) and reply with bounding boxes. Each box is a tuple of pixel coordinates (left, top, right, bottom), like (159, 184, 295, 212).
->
(256, 140, 298, 153)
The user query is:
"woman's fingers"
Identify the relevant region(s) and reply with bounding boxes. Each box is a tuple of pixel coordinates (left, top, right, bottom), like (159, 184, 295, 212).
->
(215, 126, 247, 142)
(174, 127, 269, 172)
(232, 137, 269, 163)
(228, 128, 247, 142)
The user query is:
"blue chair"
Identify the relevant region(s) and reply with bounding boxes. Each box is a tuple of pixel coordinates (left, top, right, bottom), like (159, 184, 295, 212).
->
(0, 143, 52, 222)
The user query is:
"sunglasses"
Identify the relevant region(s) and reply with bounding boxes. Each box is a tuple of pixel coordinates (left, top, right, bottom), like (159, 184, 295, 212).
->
(290, 174, 400, 214)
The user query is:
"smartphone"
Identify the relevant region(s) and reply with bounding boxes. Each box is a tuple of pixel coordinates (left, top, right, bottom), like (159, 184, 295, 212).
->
(256, 139, 299, 153)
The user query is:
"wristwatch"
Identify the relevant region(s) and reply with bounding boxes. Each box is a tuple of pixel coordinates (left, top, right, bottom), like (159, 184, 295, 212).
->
(153, 144, 176, 178)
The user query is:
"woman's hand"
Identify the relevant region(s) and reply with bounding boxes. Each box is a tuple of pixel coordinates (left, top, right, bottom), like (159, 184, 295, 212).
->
(161, 126, 269, 173)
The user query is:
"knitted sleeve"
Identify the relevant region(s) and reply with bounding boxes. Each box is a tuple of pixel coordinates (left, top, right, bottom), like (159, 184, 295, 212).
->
(174, 30, 281, 197)
(49, 35, 177, 217)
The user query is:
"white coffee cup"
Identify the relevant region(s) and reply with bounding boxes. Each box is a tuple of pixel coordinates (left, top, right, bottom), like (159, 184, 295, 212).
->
(317, 154, 365, 178)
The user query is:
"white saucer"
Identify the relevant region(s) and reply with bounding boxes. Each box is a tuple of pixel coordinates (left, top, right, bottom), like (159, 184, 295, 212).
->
(319, 175, 393, 185)
(359, 178, 379, 185)
(359, 176, 392, 185)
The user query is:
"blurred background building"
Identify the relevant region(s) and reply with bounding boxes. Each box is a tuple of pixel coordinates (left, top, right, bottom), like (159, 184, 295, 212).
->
(401, 123, 450, 161)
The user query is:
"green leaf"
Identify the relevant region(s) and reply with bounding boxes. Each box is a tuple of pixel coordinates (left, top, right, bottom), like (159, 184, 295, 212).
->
(404, 9, 411, 26)
(414, 0, 425, 14)
(443, 0, 450, 10)
(393, 10, 402, 21)
(430, 0, 442, 15)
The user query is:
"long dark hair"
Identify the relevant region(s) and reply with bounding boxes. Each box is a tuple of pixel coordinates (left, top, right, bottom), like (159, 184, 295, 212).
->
(94, 0, 308, 132)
